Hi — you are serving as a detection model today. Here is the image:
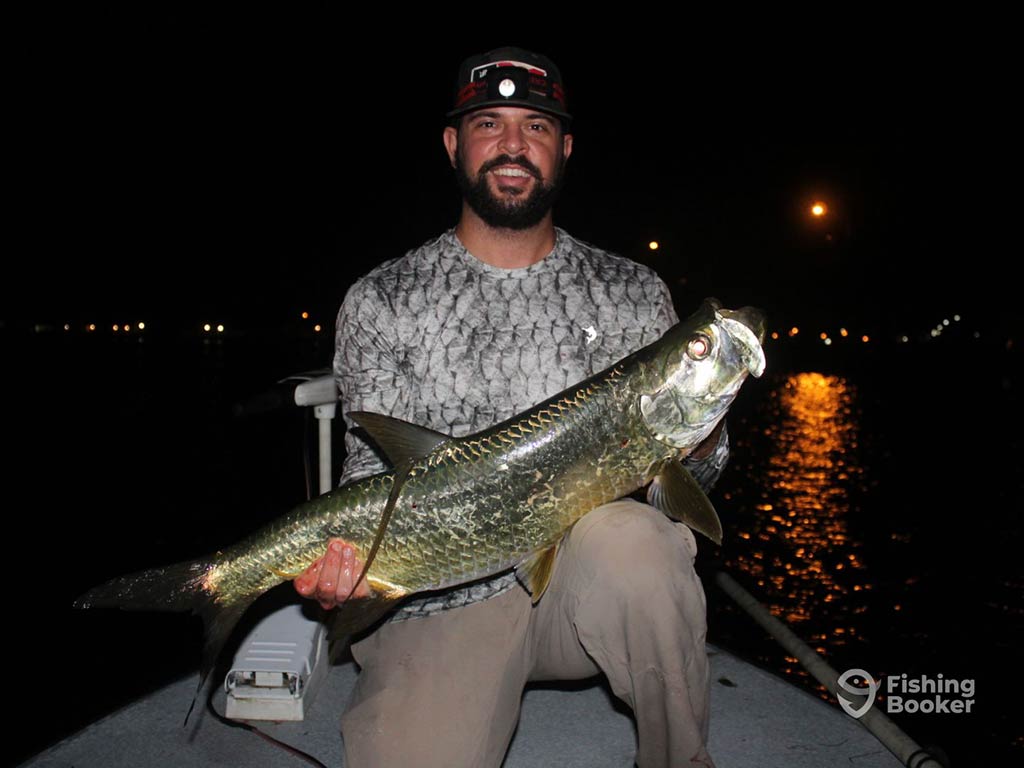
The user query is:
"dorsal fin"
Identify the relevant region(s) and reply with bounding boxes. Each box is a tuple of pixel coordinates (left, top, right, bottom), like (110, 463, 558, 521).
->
(347, 411, 450, 466)
(647, 459, 723, 545)
(344, 460, 412, 602)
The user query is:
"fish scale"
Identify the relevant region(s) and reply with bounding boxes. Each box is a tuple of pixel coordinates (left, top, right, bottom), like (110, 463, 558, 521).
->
(74, 298, 766, 703)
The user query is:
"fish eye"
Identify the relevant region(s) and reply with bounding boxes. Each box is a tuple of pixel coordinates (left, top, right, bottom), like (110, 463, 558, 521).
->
(687, 334, 712, 360)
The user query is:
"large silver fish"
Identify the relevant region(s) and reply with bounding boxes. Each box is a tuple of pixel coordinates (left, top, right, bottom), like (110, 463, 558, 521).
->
(75, 298, 766, 694)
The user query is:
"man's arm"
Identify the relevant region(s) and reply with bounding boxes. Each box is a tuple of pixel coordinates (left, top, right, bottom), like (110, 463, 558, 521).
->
(333, 276, 410, 485)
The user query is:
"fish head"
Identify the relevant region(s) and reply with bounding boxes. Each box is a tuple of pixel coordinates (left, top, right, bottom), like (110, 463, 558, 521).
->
(639, 298, 766, 452)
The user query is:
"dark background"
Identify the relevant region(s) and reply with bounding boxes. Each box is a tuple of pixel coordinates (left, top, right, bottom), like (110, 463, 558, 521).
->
(6, 7, 1017, 340)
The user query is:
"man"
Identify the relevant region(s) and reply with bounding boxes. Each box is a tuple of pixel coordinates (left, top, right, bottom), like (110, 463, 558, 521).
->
(294, 47, 726, 768)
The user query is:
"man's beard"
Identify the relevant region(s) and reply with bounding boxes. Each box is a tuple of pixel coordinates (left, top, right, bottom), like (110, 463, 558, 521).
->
(455, 151, 567, 230)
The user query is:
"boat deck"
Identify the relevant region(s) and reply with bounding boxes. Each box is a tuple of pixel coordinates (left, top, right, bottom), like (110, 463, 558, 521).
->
(23, 643, 901, 767)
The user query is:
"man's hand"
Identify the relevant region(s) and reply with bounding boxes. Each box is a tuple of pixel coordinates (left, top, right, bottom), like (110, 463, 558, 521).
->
(294, 539, 371, 610)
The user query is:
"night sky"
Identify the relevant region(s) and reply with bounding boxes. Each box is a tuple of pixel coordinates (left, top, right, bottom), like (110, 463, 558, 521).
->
(8, 8, 1016, 340)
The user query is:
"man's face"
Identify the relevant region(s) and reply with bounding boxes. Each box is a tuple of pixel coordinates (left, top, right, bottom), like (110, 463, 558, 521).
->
(443, 107, 573, 230)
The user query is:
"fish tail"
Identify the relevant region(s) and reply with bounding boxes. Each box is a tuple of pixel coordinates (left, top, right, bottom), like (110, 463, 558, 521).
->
(74, 558, 213, 612)
(74, 557, 256, 717)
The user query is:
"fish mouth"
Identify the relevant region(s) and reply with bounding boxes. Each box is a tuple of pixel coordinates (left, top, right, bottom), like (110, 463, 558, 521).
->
(717, 306, 766, 378)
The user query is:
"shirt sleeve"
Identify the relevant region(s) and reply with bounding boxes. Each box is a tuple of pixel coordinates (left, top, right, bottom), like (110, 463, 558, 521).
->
(638, 275, 681, 346)
(333, 276, 410, 486)
(652, 276, 681, 336)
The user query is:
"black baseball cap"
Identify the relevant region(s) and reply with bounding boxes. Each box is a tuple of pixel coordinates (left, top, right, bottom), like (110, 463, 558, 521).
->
(447, 46, 571, 127)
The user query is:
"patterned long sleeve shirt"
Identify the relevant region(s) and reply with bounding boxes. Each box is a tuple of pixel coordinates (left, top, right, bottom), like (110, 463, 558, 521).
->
(333, 227, 729, 620)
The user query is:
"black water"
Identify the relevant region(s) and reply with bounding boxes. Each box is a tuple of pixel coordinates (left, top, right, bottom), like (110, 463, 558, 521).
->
(5, 325, 1021, 766)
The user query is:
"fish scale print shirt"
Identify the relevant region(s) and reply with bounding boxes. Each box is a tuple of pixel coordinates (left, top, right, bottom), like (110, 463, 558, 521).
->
(333, 227, 729, 621)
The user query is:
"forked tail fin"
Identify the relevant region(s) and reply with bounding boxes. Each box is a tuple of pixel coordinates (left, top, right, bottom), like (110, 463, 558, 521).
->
(74, 557, 257, 722)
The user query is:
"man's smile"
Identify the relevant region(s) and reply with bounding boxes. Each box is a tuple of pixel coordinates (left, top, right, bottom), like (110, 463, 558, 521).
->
(491, 167, 534, 178)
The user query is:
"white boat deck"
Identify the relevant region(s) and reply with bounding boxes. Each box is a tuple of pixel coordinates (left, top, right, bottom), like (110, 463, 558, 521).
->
(24, 643, 902, 767)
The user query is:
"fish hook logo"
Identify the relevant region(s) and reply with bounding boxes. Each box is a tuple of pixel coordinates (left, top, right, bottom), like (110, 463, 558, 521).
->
(837, 668, 878, 719)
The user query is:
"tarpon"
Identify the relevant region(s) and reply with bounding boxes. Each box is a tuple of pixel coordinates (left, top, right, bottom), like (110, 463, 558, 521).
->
(75, 298, 766, 698)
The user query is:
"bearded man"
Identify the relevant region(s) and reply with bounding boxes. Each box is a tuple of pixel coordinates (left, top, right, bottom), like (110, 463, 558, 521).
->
(294, 47, 726, 768)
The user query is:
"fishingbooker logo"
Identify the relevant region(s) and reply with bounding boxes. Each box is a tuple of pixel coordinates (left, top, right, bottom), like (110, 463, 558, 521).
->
(836, 669, 878, 718)
(837, 669, 976, 718)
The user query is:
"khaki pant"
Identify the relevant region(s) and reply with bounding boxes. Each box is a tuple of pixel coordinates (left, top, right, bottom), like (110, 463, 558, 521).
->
(340, 499, 715, 768)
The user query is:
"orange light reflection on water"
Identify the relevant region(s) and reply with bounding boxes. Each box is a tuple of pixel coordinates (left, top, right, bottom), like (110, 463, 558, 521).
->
(727, 372, 870, 681)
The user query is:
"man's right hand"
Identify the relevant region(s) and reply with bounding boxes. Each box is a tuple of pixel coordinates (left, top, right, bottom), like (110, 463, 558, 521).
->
(294, 539, 371, 610)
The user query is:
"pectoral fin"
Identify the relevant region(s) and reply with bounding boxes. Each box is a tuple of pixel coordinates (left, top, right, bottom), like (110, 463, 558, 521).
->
(516, 540, 562, 603)
(347, 411, 450, 466)
(648, 459, 723, 545)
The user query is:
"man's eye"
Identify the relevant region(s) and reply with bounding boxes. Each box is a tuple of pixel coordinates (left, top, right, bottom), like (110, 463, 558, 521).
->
(529, 123, 548, 131)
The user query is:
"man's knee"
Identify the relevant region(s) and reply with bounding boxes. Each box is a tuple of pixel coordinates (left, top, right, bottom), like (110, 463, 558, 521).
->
(565, 499, 701, 597)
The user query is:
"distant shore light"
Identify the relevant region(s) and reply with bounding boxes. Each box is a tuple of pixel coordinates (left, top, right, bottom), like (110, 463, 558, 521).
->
(648, 241, 659, 251)
(88, 324, 96, 332)
(789, 326, 799, 337)
(301, 311, 309, 319)
(861, 335, 870, 343)
(64, 324, 70, 331)
(112, 324, 119, 332)
(811, 202, 828, 217)
(771, 331, 779, 340)
(839, 328, 848, 337)
(217, 324, 225, 333)
(203, 324, 211, 332)
(138, 322, 145, 330)
(314, 324, 322, 333)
